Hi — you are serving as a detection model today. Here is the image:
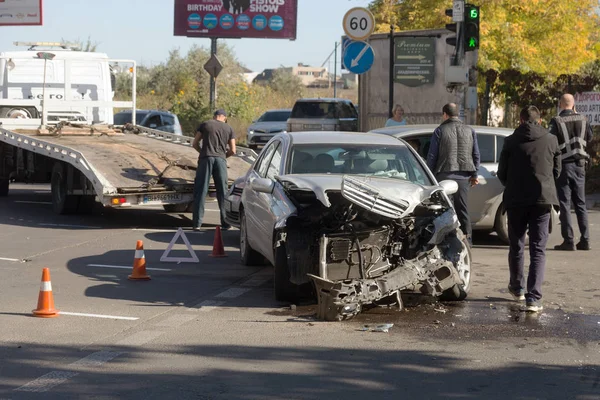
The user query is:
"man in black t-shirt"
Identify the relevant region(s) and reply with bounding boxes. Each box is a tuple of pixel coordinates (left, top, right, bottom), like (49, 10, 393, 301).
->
(191, 109, 236, 231)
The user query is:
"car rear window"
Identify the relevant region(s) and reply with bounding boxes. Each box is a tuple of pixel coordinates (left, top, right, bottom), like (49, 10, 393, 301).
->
(291, 102, 356, 119)
(114, 111, 149, 125)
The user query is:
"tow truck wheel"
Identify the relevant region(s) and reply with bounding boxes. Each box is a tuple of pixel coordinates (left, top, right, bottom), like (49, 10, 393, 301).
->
(0, 107, 38, 119)
(0, 179, 8, 197)
(51, 163, 79, 215)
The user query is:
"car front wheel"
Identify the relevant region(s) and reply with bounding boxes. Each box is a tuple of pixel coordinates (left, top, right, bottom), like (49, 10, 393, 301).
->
(440, 236, 472, 301)
(240, 210, 264, 266)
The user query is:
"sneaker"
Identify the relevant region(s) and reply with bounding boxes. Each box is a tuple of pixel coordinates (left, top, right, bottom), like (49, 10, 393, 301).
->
(523, 299, 543, 313)
(193, 226, 201, 232)
(554, 241, 575, 251)
(221, 224, 231, 231)
(507, 285, 525, 301)
(576, 240, 590, 251)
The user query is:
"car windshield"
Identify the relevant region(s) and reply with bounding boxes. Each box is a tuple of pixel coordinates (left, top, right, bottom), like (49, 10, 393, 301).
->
(290, 101, 356, 119)
(114, 111, 149, 125)
(257, 111, 291, 122)
(289, 144, 433, 186)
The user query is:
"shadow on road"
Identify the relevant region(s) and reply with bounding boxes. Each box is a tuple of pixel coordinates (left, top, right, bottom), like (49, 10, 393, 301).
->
(0, 342, 598, 399)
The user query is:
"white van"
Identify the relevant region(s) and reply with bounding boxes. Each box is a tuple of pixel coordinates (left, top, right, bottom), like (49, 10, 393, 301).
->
(0, 42, 125, 125)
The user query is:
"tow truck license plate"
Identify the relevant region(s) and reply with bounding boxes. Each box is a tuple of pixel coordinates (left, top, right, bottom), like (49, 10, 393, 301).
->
(143, 193, 182, 203)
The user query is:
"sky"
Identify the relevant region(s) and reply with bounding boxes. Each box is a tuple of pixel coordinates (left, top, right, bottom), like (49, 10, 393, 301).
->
(0, 0, 373, 72)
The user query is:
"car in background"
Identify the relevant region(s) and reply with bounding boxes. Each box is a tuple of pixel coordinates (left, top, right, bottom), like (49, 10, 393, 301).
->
(224, 131, 471, 321)
(114, 109, 183, 135)
(246, 108, 291, 150)
(368, 124, 558, 244)
(286, 98, 358, 133)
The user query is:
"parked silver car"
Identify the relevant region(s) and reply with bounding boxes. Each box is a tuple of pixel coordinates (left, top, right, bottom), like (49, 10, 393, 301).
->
(367, 124, 558, 244)
(286, 98, 358, 133)
(224, 131, 472, 321)
(247, 109, 291, 150)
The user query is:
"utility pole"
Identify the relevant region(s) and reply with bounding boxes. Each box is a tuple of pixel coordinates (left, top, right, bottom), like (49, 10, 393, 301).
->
(333, 42, 338, 98)
(209, 38, 217, 113)
(388, 25, 395, 118)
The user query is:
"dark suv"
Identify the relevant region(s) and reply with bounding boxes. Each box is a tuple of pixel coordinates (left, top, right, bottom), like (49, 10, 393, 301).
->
(114, 110, 183, 135)
(286, 98, 358, 132)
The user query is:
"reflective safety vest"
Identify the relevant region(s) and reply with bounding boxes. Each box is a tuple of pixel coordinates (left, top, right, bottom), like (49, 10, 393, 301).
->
(554, 114, 589, 161)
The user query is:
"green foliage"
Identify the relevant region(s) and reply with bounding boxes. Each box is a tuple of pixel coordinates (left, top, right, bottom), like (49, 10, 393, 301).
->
(62, 36, 98, 52)
(270, 69, 305, 97)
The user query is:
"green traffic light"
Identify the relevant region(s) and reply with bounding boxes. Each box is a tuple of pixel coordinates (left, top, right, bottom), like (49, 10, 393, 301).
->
(469, 9, 478, 19)
(468, 37, 477, 48)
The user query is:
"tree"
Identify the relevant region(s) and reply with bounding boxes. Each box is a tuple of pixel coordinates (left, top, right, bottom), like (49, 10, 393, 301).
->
(368, 0, 599, 77)
(61, 36, 98, 52)
(269, 69, 305, 97)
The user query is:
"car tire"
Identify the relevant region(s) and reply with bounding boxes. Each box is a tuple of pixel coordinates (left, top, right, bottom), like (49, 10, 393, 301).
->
(274, 243, 300, 303)
(240, 210, 264, 266)
(0, 179, 8, 197)
(440, 235, 472, 301)
(494, 205, 510, 245)
(51, 163, 79, 215)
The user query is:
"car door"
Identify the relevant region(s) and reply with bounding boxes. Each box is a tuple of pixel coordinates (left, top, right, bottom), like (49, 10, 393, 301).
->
(244, 141, 278, 257)
(251, 141, 284, 259)
(469, 133, 504, 224)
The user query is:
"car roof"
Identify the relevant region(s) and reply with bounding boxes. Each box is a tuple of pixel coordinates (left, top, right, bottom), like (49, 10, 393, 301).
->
(369, 124, 514, 137)
(287, 131, 407, 146)
(294, 98, 354, 103)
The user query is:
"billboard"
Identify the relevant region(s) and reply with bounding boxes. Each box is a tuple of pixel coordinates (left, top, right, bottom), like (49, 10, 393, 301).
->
(0, 0, 43, 26)
(574, 92, 600, 126)
(174, 0, 297, 40)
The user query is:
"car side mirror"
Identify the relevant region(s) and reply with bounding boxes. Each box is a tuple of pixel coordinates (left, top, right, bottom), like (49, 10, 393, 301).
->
(249, 177, 274, 194)
(439, 180, 459, 195)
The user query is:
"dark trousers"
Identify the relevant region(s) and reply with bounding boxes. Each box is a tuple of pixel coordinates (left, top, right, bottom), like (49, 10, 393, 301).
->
(192, 157, 229, 228)
(507, 206, 550, 301)
(557, 162, 589, 243)
(437, 175, 472, 240)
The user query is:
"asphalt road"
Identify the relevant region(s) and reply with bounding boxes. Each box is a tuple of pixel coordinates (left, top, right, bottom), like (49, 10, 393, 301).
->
(0, 183, 599, 400)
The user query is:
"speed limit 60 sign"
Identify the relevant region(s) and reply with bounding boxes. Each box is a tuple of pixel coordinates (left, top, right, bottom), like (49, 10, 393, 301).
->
(343, 7, 375, 41)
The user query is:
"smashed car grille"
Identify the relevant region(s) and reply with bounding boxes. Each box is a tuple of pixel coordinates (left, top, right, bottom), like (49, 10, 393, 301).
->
(341, 176, 409, 219)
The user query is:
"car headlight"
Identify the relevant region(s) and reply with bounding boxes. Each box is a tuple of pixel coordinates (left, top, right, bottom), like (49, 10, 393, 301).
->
(282, 130, 287, 134)
(247, 129, 254, 137)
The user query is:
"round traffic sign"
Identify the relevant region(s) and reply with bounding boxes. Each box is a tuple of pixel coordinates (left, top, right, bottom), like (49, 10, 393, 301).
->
(343, 41, 375, 75)
(343, 7, 375, 41)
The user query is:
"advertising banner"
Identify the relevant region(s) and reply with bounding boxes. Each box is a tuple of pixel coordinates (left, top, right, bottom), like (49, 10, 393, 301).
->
(0, 0, 42, 26)
(574, 92, 600, 126)
(174, 0, 297, 40)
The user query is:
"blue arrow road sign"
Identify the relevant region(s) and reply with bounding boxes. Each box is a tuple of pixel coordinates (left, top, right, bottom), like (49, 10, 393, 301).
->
(343, 40, 374, 75)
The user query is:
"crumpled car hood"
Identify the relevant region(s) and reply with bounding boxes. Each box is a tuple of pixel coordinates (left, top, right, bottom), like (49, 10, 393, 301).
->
(277, 174, 443, 216)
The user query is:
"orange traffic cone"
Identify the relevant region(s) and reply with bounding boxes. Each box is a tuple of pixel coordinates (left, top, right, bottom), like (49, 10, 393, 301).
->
(129, 240, 151, 280)
(210, 226, 227, 257)
(32, 268, 59, 318)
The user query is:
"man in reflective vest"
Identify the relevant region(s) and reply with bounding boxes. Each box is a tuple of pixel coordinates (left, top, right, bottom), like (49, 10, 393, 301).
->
(549, 93, 593, 251)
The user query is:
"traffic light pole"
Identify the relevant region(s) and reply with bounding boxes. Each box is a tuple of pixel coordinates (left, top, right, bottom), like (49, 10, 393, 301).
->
(388, 25, 395, 118)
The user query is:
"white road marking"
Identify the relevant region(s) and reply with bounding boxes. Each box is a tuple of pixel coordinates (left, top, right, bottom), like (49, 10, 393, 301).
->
(38, 223, 101, 229)
(59, 312, 139, 321)
(116, 331, 164, 346)
(14, 371, 79, 393)
(87, 264, 172, 272)
(0, 257, 21, 262)
(215, 287, 251, 299)
(14, 201, 52, 205)
(69, 351, 123, 368)
(153, 314, 196, 327)
(188, 299, 226, 312)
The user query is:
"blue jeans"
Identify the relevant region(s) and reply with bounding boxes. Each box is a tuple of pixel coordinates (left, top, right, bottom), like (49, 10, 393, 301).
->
(192, 157, 229, 229)
(507, 206, 550, 302)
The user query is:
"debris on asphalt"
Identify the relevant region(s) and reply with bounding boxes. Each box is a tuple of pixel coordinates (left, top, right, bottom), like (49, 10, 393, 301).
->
(290, 304, 296, 311)
(434, 307, 447, 314)
(451, 322, 456, 327)
(433, 320, 442, 324)
(359, 324, 394, 333)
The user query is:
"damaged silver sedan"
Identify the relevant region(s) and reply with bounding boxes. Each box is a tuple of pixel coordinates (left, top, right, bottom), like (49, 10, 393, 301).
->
(225, 131, 471, 321)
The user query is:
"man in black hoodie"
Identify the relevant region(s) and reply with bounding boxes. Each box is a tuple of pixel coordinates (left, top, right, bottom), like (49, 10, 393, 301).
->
(497, 106, 561, 312)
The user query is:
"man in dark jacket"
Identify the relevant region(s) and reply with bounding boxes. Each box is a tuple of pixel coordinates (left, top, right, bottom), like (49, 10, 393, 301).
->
(549, 93, 593, 251)
(427, 103, 480, 244)
(497, 106, 561, 312)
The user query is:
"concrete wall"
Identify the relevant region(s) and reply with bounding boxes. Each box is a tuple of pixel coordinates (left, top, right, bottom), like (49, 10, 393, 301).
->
(358, 28, 476, 132)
